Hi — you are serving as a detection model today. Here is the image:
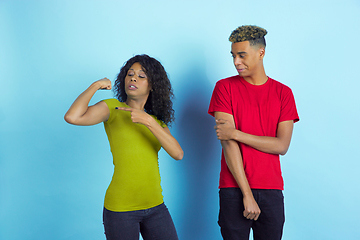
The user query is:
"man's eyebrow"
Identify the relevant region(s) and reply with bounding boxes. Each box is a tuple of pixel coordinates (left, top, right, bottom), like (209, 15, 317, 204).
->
(230, 51, 247, 55)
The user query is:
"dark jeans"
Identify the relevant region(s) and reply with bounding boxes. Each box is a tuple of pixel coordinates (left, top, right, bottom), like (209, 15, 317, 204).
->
(219, 188, 285, 240)
(103, 203, 178, 240)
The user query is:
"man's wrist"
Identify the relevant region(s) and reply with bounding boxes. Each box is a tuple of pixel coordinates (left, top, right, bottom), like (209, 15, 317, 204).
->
(242, 190, 254, 198)
(232, 129, 239, 141)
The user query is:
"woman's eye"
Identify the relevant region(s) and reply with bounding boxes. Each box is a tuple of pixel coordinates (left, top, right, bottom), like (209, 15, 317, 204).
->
(139, 75, 146, 78)
(127, 72, 134, 76)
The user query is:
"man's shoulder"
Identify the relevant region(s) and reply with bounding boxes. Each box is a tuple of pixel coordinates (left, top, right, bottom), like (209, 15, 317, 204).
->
(269, 78, 293, 92)
(216, 75, 242, 87)
(218, 75, 241, 82)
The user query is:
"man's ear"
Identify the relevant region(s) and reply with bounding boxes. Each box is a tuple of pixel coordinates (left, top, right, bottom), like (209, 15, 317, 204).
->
(259, 47, 265, 59)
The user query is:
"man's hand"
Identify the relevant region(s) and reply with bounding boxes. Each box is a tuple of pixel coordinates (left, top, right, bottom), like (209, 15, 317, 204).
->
(215, 119, 236, 140)
(243, 194, 261, 221)
(115, 107, 152, 126)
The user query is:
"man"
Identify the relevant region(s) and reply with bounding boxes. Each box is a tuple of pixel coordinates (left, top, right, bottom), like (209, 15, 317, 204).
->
(208, 25, 299, 240)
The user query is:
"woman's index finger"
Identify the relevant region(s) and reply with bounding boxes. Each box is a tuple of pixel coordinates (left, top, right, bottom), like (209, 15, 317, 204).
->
(115, 107, 132, 111)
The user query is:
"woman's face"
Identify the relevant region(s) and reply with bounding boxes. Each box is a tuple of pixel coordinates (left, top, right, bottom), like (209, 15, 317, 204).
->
(124, 62, 151, 100)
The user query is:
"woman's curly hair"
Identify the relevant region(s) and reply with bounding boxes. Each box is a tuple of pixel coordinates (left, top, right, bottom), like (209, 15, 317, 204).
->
(114, 54, 175, 126)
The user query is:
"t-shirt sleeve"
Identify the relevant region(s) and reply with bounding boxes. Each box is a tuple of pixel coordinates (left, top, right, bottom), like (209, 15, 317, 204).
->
(279, 88, 299, 123)
(102, 98, 120, 124)
(208, 80, 233, 117)
(154, 118, 167, 128)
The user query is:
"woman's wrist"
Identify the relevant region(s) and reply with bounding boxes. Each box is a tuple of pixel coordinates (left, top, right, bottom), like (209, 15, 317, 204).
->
(144, 114, 156, 128)
(91, 81, 102, 90)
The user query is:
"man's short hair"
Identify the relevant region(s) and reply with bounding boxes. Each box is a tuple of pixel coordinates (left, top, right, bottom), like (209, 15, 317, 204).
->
(229, 25, 267, 48)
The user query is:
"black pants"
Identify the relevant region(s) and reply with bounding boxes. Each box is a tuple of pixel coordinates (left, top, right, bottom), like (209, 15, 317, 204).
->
(219, 188, 285, 240)
(103, 203, 178, 240)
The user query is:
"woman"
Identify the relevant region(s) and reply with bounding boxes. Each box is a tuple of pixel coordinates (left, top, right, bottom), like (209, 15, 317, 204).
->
(64, 54, 183, 240)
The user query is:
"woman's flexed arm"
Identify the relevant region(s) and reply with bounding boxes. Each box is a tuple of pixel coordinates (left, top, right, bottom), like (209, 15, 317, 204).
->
(64, 78, 111, 126)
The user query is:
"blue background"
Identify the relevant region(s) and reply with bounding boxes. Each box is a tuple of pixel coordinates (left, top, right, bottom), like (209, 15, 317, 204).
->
(1, 0, 359, 239)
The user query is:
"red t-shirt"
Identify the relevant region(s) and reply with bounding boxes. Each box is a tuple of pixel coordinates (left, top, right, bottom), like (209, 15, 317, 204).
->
(208, 76, 299, 190)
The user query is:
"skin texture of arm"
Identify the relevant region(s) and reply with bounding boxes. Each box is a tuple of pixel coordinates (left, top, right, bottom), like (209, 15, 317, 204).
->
(215, 119, 294, 155)
(116, 107, 184, 160)
(215, 112, 261, 221)
(64, 78, 111, 126)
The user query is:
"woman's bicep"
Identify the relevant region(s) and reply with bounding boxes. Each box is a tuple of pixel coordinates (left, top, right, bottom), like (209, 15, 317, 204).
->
(74, 101, 110, 126)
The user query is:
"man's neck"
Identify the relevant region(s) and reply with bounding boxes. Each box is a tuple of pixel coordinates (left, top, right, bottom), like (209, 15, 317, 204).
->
(243, 68, 268, 85)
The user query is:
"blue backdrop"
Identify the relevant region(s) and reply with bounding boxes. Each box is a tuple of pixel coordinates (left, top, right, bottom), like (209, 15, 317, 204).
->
(1, 0, 359, 239)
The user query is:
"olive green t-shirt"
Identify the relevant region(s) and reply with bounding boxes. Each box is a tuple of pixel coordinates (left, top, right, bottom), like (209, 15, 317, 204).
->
(102, 99, 166, 212)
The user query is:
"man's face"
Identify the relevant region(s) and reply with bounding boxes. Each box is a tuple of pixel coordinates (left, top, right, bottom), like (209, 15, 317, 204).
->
(231, 41, 264, 77)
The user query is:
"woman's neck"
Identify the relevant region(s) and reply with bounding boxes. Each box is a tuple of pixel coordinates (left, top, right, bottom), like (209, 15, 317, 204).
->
(125, 97, 147, 110)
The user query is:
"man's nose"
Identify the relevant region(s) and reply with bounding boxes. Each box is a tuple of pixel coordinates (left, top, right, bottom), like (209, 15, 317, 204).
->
(234, 57, 242, 65)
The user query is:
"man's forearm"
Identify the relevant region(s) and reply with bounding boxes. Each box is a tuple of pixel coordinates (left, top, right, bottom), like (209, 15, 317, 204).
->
(221, 139, 261, 220)
(230, 120, 294, 155)
(232, 130, 287, 155)
(221, 139, 252, 196)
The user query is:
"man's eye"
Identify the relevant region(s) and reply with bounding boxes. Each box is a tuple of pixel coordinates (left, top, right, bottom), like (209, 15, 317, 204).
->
(240, 55, 245, 58)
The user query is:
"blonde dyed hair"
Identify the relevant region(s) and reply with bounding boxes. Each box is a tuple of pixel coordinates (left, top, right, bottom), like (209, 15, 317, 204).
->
(229, 25, 267, 47)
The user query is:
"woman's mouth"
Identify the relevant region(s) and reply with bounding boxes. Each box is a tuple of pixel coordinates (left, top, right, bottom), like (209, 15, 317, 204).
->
(128, 84, 137, 90)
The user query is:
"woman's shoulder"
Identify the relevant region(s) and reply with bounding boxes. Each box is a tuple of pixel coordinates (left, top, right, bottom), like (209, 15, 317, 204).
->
(102, 98, 126, 108)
